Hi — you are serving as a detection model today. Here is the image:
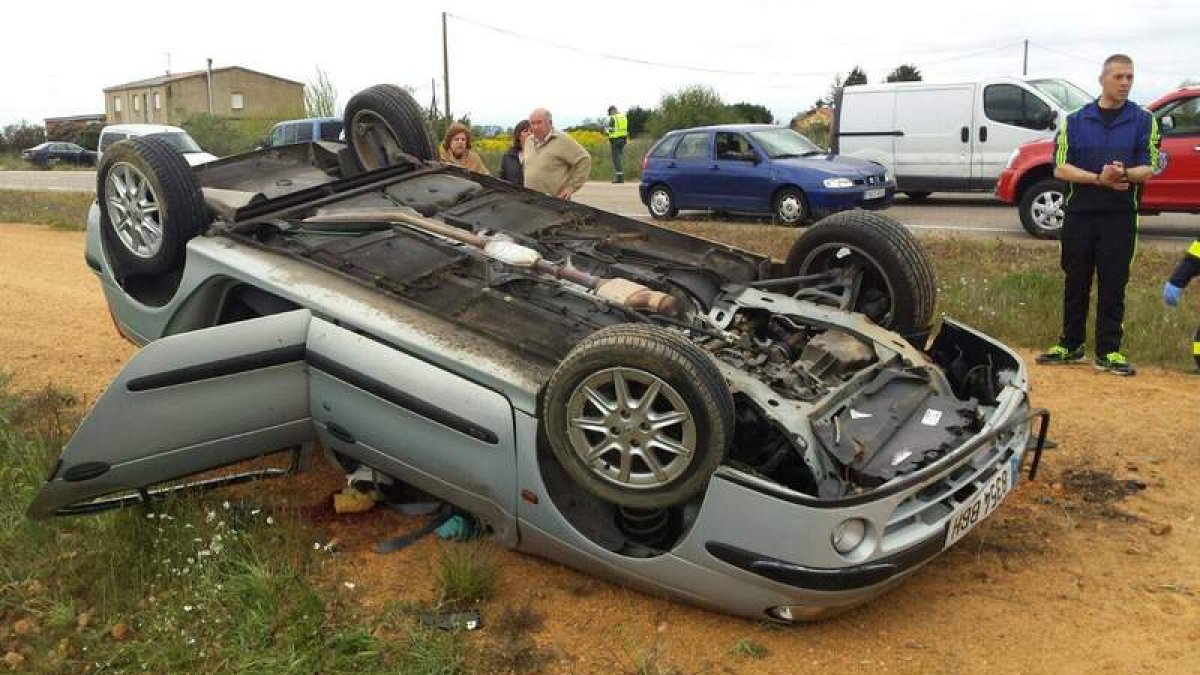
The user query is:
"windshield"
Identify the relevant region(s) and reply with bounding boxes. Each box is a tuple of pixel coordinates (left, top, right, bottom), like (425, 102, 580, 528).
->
(747, 128, 823, 158)
(147, 132, 204, 154)
(1028, 79, 1094, 111)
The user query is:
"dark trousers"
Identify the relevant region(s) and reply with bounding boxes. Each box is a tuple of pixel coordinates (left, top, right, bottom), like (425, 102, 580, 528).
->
(610, 137, 626, 176)
(1059, 210, 1138, 356)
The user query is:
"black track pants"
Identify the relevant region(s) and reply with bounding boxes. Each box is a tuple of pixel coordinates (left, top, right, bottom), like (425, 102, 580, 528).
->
(1059, 210, 1137, 356)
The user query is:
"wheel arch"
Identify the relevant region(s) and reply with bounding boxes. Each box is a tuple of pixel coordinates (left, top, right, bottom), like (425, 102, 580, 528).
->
(1015, 163, 1056, 202)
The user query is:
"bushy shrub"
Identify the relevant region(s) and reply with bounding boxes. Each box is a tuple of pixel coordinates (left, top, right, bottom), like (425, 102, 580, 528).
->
(1, 122, 46, 153)
(647, 85, 739, 138)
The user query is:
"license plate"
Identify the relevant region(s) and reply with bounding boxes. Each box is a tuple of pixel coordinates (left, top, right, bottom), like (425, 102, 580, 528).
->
(864, 187, 886, 200)
(944, 463, 1014, 549)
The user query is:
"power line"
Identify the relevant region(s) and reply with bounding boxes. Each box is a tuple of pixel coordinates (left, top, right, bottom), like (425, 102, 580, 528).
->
(1027, 41, 1196, 79)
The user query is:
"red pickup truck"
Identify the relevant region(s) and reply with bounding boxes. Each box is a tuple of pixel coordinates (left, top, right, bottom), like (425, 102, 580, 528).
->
(996, 87, 1200, 238)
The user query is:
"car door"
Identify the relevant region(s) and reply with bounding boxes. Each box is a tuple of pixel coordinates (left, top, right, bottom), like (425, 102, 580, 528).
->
(975, 83, 1057, 189)
(305, 318, 519, 534)
(892, 84, 975, 190)
(1146, 93, 1200, 209)
(27, 311, 315, 519)
(709, 131, 773, 210)
(667, 131, 714, 207)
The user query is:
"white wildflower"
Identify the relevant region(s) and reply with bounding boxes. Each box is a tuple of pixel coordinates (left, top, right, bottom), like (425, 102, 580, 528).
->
(223, 501, 230, 510)
(266, 516, 274, 526)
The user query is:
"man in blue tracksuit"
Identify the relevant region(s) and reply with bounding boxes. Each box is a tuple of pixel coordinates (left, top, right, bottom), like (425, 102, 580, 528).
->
(1037, 54, 1160, 376)
(1162, 238, 1200, 370)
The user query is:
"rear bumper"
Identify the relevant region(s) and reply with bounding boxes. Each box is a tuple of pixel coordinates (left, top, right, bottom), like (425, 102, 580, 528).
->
(995, 168, 1019, 203)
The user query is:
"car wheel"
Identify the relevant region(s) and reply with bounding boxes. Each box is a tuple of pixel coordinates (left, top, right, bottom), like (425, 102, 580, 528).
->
(646, 185, 678, 220)
(783, 210, 936, 334)
(344, 84, 434, 170)
(772, 187, 808, 226)
(542, 324, 734, 509)
(904, 191, 931, 202)
(97, 136, 207, 277)
(1018, 178, 1065, 239)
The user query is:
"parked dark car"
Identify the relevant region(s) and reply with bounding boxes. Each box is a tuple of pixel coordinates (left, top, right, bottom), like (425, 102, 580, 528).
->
(640, 124, 894, 224)
(21, 142, 97, 168)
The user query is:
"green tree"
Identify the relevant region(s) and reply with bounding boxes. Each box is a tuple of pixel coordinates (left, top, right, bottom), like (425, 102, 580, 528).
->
(845, 66, 868, 86)
(728, 102, 774, 124)
(886, 64, 923, 82)
(304, 67, 339, 118)
(0, 122, 46, 152)
(626, 105, 653, 136)
(648, 85, 738, 137)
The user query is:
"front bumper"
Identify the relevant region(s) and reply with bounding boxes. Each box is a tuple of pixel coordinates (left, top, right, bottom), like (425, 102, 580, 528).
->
(809, 185, 896, 217)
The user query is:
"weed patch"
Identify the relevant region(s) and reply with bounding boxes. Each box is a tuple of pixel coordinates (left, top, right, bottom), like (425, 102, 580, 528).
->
(0, 190, 92, 230)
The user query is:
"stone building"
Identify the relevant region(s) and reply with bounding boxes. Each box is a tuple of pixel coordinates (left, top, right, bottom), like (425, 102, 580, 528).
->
(103, 66, 304, 125)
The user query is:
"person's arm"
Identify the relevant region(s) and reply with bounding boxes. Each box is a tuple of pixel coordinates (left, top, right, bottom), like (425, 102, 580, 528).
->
(557, 140, 593, 199)
(1170, 239, 1200, 288)
(1052, 115, 1127, 188)
(1124, 115, 1161, 184)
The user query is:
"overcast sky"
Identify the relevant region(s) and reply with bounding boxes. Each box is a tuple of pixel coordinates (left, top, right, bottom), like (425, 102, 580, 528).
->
(3, 0, 1197, 130)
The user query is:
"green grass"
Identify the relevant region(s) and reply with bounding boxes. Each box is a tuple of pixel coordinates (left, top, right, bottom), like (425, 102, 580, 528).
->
(0, 190, 92, 230)
(656, 222, 1200, 371)
(730, 637, 769, 659)
(0, 373, 466, 674)
(434, 542, 498, 608)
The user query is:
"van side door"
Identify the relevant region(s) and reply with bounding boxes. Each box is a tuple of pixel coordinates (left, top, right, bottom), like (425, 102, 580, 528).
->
(976, 83, 1056, 189)
(892, 84, 976, 191)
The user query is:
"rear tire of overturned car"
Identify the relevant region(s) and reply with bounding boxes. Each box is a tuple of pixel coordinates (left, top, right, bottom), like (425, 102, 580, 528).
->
(783, 210, 936, 335)
(1018, 178, 1066, 239)
(344, 84, 435, 170)
(97, 136, 207, 277)
(542, 324, 734, 509)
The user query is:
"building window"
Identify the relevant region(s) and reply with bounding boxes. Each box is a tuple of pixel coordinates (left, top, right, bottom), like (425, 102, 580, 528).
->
(114, 96, 122, 113)
(154, 93, 162, 110)
(133, 95, 141, 112)
(231, 93, 245, 110)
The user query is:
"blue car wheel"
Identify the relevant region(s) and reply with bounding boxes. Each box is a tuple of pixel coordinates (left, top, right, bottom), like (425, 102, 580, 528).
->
(773, 188, 808, 226)
(646, 185, 678, 220)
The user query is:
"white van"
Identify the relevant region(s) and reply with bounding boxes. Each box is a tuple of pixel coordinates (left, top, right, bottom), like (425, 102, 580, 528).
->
(97, 124, 218, 167)
(833, 78, 1093, 199)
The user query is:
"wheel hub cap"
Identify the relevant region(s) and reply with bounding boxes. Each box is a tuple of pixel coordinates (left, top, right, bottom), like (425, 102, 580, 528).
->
(565, 367, 696, 490)
(1032, 191, 1064, 230)
(105, 163, 163, 259)
(650, 190, 670, 215)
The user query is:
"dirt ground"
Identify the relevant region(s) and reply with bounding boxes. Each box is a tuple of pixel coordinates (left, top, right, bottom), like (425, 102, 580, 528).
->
(1, 221, 1197, 674)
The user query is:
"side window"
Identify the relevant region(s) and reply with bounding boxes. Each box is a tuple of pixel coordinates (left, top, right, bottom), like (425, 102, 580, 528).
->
(280, 123, 299, 145)
(319, 121, 344, 141)
(715, 132, 753, 160)
(673, 132, 709, 160)
(984, 85, 1051, 129)
(649, 134, 681, 158)
(1158, 97, 1200, 136)
(99, 133, 127, 152)
(296, 123, 314, 142)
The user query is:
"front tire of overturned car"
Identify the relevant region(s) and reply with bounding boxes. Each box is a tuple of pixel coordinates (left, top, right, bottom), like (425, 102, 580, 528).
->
(773, 187, 809, 226)
(97, 136, 207, 277)
(784, 210, 937, 336)
(542, 324, 734, 510)
(1018, 178, 1066, 240)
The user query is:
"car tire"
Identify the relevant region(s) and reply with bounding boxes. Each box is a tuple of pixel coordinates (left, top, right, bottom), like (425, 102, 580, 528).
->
(1018, 178, 1066, 239)
(783, 210, 936, 334)
(344, 84, 434, 170)
(542, 324, 734, 509)
(97, 136, 207, 277)
(904, 191, 931, 202)
(646, 184, 678, 220)
(772, 187, 809, 226)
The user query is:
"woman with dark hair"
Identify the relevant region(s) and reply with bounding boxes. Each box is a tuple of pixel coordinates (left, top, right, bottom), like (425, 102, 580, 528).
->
(498, 119, 531, 185)
(439, 122, 489, 174)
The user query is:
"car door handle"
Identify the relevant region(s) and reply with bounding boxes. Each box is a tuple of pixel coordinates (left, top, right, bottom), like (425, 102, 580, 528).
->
(979, 126, 988, 143)
(961, 126, 969, 143)
(667, 162, 677, 168)
(1193, 146, 1200, 152)
(710, 164, 720, 170)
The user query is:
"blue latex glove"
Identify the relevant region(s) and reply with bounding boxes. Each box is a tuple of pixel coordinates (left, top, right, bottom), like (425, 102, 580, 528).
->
(1163, 281, 1183, 307)
(435, 514, 477, 541)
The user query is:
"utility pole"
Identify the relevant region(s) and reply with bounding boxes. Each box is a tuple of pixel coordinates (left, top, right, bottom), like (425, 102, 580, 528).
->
(1023, 39, 1029, 76)
(442, 12, 451, 120)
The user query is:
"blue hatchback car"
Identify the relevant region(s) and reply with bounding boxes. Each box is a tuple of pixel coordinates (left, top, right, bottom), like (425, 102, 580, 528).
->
(639, 124, 894, 224)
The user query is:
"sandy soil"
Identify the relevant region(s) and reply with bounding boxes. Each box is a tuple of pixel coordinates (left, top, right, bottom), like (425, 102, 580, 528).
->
(2, 222, 1197, 674)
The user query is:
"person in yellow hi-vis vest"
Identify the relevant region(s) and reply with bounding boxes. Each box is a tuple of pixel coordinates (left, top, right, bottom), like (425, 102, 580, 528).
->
(1162, 237, 1200, 371)
(604, 105, 629, 183)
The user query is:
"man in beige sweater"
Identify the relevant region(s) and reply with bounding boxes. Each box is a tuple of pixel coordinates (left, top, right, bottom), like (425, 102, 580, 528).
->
(524, 108, 592, 199)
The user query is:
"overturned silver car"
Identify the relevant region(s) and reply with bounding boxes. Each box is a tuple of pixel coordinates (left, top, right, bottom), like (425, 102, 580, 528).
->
(29, 85, 1047, 621)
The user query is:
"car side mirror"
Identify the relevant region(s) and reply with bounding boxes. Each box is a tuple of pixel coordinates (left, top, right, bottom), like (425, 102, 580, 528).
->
(1160, 115, 1175, 132)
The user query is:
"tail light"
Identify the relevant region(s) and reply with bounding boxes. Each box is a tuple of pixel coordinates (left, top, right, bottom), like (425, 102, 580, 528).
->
(641, 155, 648, 171)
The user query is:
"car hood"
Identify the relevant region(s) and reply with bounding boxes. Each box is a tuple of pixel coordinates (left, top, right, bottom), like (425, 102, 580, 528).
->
(773, 154, 884, 177)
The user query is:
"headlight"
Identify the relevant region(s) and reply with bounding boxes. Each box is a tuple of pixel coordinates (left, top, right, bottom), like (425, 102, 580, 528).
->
(1004, 148, 1021, 169)
(884, 172, 893, 184)
(831, 518, 868, 554)
(823, 177, 854, 189)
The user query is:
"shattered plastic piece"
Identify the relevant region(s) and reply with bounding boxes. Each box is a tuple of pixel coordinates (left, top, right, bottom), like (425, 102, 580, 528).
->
(419, 608, 482, 631)
(333, 487, 376, 514)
